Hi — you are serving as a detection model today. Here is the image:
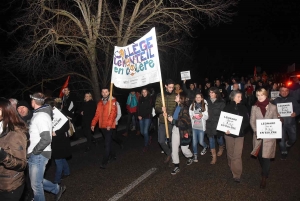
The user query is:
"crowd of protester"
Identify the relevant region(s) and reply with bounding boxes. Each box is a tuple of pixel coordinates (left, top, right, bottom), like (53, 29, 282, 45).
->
(1, 72, 300, 200)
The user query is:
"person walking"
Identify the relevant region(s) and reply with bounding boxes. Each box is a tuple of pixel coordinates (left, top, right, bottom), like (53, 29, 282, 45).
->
(0, 98, 28, 201)
(137, 88, 153, 152)
(28, 92, 66, 201)
(91, 87, 117, 169)
(168, 92, 194, 175)
(155, 79, 177, 164)
(223, 90, 249, 183)
(123, 90, 139, 136)
(273, 86, 300, 160)
(250, 88, 278, 189)
(45, 98, 71, 185)
(189, 93, 209, 162)
(206, 87, 226, 164)
(80, 92, 97, 152)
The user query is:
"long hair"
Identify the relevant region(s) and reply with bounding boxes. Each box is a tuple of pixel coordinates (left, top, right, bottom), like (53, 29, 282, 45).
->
(0, 97, 27, 135)
(191, 93, 206, 112)
(178, 92, 188, 107)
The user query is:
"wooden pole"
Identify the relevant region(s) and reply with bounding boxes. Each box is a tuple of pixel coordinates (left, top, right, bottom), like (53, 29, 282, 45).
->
(109, 82, 114, 115)
(159, 80, 169, 139)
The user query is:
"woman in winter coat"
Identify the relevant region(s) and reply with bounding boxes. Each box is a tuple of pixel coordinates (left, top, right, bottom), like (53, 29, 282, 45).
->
(45, 98, 71, 184)
(0, 97, 28, 200)
(206, 87, 226, 164)
(189, 93, 209, 163)
(81, 92, 97, 152)
(250, 88, 278, 189)
(167, 92, 194, 175)
(223, 90, 249, 183)
(137, 88, 153, 152)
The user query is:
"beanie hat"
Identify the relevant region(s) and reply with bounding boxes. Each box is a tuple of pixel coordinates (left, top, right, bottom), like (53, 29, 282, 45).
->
(16, 100, 30, 109)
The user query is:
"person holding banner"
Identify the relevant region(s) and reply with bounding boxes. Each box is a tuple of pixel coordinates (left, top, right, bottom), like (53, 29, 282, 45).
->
(273, 86, 300, 160)
(168, 92, 194, 175)
(189, 93, 209, 162)
(155, 79, 177, 164)
(223, 90, 249, 183)
(206, 87, 226, 164)
(250, 88, 278, 189)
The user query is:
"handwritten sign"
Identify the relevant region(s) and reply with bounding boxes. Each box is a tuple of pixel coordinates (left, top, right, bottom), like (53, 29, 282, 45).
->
(271, 91, 280, 99)
(217, 111, 243, 135)
(180, 71, 191, 80)
(277, 102, 293, 117)
(52, 107, 68, 131)
(256, 119, 282, 139)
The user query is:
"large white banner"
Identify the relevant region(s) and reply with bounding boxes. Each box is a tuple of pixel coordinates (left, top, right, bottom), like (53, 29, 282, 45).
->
(111, 28, 161, 88)
(217, 111, 243, 136)
(256, 119, 282, 139)
(277, 102, 293, 117)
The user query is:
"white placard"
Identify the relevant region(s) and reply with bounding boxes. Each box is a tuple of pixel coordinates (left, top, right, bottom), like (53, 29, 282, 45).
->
(256, 119, 282, 139)
(180, 71, 191, 80)
(217, 111, 243, 135)
(277, 102, 293, 117)
(271, 91, 280, 99)
(111, 28, 161, 89)
(52, 107, 68, 131)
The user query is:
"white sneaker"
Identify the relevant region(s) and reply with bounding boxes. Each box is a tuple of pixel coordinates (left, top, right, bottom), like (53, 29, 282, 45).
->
(193, 155, 198, 162)
(171, 167, 180, 175)
(201, 146, 209, 155)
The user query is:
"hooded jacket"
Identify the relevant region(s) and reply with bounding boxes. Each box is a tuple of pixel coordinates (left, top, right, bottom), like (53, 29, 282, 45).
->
(28, 105, 53, 159)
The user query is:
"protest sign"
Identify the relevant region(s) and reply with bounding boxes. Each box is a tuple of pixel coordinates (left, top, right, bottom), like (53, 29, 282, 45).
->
(111, 27, 161, 88)
(271, 91, 280, 99)
(180, 71, 191, 80)
(256, 119, 282, 139)
(277, 102, 293, 117)
(217, 111, 243, 135)
(52, 107, 68, 131)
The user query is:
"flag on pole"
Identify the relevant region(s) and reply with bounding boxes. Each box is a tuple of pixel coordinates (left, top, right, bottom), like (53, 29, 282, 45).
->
(111, 28, 162, 88)
(59, 76, 70, 98)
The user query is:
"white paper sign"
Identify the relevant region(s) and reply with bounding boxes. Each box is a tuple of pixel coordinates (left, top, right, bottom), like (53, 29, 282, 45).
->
(271, 91, 280, 99)
(217, 111, 243, 135)
(256, 119, 282, 139)
(52, 107, 68, 131)
(180, 71, 191, 80)
(111, 28, 161, 89)
(277, 102, 293, 117)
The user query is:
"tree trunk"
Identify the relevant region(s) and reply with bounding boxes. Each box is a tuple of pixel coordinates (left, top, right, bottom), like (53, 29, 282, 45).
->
(88, 46, 101, 101)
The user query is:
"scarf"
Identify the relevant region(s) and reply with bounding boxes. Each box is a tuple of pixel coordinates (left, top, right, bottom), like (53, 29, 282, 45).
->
(102, 97, 109, 105)
(126, 93, 138, 108)
(255, 98, 269, 117)
(210, 98, 216, 103)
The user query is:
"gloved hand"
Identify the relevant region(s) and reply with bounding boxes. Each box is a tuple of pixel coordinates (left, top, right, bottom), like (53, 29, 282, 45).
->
(0, 147, 8, 162)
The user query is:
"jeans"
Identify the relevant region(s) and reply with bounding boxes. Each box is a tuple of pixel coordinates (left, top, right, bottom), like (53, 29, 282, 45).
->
(158, 123, 173, 156)
(279, 124, 296, 153)
(208, 136, 224, 149)
(54, 159, 70, 184)
(139, 118, 151, 146)
(126, 112, 137, 132)
(192, 129, 208, 154)
(101, 129, 114, 165)
(28, 154, 59, 201)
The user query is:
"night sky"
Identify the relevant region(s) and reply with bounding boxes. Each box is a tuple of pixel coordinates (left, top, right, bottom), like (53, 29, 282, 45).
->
(1, 0, 300, 75)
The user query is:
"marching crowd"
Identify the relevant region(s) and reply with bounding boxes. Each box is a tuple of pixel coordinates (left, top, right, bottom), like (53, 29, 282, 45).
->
(0, 74, 300, 201)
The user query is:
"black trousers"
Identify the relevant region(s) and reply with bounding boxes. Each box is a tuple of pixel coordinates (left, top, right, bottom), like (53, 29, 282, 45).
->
(0, 184, 24, 201)
(83, 125, 95, 147)
(101, 129, 115, 165)
(258, 142, 271, 177)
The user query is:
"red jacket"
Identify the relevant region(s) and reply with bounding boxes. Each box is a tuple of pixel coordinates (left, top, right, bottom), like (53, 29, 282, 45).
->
(91, 98, 117, 129)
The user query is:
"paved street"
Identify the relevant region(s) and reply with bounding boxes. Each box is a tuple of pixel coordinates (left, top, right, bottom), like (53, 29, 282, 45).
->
(44, 122, 300, 201)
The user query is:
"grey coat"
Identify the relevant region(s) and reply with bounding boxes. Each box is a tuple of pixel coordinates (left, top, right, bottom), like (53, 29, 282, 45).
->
(250, 103, 278, 158)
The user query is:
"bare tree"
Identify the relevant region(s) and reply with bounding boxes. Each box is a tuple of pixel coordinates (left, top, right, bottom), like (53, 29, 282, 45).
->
(7, 0, 238, 100)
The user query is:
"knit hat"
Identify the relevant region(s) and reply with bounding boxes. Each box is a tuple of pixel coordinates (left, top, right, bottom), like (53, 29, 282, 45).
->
(16, 100, 30, 109)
